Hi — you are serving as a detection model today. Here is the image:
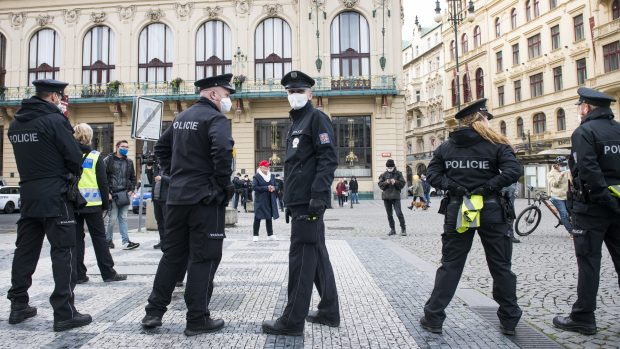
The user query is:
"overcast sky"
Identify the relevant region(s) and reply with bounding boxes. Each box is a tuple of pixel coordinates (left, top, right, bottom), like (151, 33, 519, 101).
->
(402, 0, 440, 40)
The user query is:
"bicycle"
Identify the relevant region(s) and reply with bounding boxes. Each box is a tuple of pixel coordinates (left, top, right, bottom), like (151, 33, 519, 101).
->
(515, 186, 563, 236)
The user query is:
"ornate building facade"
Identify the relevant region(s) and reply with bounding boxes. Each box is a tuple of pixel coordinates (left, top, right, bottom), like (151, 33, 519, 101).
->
(0, 0, 406, 199)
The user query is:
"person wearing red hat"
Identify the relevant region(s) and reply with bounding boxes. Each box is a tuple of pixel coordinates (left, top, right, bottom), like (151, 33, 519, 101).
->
(252, 160, 280, 241)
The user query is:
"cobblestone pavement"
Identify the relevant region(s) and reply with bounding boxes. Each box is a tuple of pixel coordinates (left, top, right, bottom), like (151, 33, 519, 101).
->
(0, 199, 616, 348)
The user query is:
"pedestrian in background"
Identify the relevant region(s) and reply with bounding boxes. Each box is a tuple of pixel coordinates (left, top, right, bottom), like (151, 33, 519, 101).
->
(343, 180, 349, 204)
(275, 174, 285, 212)
(232, 173, 244, 212)
(104, 140, 139, 250)
(336, 178, 346, 207)
(546, 156, 573, 235)
(349, 176, 359, 204)
(407, 175, 427, 210)
(73, 123, 127, 284)
(421, 175, 432, 207)
(252, 160, 279, 242)
(379, 159, 407, 236)
(243, 174, 253, 202)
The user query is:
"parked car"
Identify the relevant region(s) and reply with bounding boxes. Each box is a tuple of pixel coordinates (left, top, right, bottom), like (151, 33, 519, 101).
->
(0, 186, 21, 213)
(131, 185, 152, 214)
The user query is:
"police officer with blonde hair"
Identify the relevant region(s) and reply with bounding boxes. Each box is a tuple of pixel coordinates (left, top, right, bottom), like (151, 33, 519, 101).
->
(420, 99, 522, 336)
(553, 87, 620, 335)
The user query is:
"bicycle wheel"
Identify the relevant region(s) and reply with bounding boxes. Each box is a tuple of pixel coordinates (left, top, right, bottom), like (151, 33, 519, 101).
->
(515, 206, 542, 236)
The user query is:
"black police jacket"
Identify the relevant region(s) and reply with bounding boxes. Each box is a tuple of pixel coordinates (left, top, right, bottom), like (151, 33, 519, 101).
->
(8, 96, 83, 218)
(427, 127, 521, 194)
(155, 97, 234, 205)
(283, 101, 338, 207)
(569, 107, 620, 216)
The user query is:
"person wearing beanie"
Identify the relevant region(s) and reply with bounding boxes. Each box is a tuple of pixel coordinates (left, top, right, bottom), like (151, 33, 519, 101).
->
(252, 160, 279, 241)
(378, 159, 407, 236)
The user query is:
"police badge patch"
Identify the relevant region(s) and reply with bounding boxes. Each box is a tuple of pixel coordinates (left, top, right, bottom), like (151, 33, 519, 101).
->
(319, 133, 330, 144)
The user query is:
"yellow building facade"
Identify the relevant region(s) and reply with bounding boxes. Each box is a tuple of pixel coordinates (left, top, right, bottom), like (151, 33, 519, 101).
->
(0, 0, 406, 199)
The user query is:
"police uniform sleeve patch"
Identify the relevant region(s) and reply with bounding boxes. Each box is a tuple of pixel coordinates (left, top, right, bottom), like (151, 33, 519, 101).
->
(319, 133, 331, 144)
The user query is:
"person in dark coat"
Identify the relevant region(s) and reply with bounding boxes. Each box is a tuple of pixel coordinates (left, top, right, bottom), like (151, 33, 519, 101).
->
(7, 79, 92, 331)
(232, 173, 244, 212)
(379, 159, 407, 236)
(252, 160, 280, 241)
(349, 176, 359, 204)
(274, 174, 285, 212)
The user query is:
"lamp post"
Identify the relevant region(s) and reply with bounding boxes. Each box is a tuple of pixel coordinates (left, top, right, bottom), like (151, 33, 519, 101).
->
(435, 0, 474, 112)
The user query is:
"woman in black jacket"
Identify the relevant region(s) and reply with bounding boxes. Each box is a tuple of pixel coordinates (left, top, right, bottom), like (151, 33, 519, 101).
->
(73, 123, 126, 284)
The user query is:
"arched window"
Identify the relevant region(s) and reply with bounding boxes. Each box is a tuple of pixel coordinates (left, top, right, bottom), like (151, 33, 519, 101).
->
(83, 26, 115, 85)
(196, 20, 231, 79)
(461, 34, 469, 54)
(533, 112, 546, 134)
(500, 121, 507, 136)
(0, 33, 6, 87)
(495, 18, 501, 37)
(138, 23, 172, 82)
(450, 40, 455, 60)
(526, 0, 532, 21)
(517, 117, 524, 137)
(28, 29, 60, 84)
(613, 0, 620, 20)
(473, 26, 481, 48)
(255, 18, 292, 81)
(451, 79, 457, 107)
(407, 142, 412, 154)
(557, 108, 566, 131)
(511, 8, 518, 29)
(475, 68, 484, 99)
(330, 11, 370, 77)
(462, 73, 471, 103)
(534, 0, 540, 17)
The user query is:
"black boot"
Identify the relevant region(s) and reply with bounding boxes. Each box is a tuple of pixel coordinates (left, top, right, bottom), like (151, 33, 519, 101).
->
(401, 227, 407, 236)
(153, 241, 161, 249)
(9, 304, 37, 325)
(387, 229, 396, 236)
(499, 324, 516, 336)
(305, 310, 340, 327)
(54, 312, 92, 332)
(184, 317, 225, 336)
(553, 315, 597, 335)
(419, 316, 442, 334)
(103, 273, 127, 282)
(407, 205, 413, 210)
(141, 314, 163, 329)
(262, 318, 303, 336)
(76, 276, 89, 284)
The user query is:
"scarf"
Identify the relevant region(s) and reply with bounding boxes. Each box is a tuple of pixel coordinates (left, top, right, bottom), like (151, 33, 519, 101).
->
(257, 168, 272, 183)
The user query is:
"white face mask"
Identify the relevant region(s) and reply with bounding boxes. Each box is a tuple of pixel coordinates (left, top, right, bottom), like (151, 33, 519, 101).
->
(219, 97, 232, 113)
(387, 167, 395, 172)
(576, 114, 583, 125)
(287, 93, 308, 110)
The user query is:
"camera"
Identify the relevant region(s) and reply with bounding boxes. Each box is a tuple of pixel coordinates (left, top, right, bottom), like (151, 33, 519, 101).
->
(141, 152, 158, 166)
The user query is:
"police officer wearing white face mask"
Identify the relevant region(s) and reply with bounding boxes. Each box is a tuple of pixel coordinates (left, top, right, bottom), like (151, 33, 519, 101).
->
(262, 70, 340, 336)
(142, 74, 235, 336)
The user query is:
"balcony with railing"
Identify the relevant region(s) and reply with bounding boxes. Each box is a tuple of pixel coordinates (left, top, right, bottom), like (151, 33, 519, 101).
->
(0, 75, 398, 107)
(594, 18, 620, 40)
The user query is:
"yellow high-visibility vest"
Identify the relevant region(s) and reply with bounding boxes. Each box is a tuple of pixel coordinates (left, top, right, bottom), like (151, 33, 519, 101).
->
(609, 185, 620, 198)
(78, 150, 102, 207)
(456, 195, 484, 233)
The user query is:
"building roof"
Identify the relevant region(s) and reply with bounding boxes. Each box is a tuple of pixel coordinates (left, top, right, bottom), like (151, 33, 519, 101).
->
(402, 40, 411, 49)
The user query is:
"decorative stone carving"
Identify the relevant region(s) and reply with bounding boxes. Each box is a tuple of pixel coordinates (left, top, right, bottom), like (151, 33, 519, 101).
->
(263, 4, 282, 17)
(118, 5, 136, 21)
(146, 9, 164, 21)
(63, 9, 80, 24)
(36, 14, 53, 27)
(9, 12, 26, 29)
(234, 0, 252, 15)
(90, 12, 106, 23)
(204, 6, 223, 18)
(175, 2, 194, 20)
(341, 0, 359, 8)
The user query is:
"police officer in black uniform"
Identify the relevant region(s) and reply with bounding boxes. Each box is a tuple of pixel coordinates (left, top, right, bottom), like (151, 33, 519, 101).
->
(7, 79, 92, 331)
(553, 88, 620, 335)
(262, 71, 340, 336)
(420, 99, 522, 335)
(141, 74, 235, 336)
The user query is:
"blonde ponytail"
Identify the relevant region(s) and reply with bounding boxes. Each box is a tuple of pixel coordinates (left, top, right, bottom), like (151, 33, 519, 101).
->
(462, 113, 511, 146)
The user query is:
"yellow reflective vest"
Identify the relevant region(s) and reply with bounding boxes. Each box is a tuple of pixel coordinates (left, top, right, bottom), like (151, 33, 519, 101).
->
(456, 195, 484, 233)
(609, 185, 620, 198)
(78, 150, 102, 207)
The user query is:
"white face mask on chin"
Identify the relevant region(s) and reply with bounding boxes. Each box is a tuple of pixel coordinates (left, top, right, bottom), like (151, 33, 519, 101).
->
(288, 93, 308, 110)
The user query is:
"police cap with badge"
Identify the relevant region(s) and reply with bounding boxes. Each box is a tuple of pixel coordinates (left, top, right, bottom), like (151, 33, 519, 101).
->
(575, 87, 616, 108)
(194, 73, 236, 94)
(454, 98, 493, 120)
(281, 71, 315, 89)
(32, 79, 69, 97)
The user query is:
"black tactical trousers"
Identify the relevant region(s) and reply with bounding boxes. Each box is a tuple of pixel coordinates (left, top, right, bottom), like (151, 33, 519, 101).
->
(76, 211, 116, 280)
(279, 205, 340, 330)
(145, 204, 223, 326)
(153, 200, 167, 242)
(383, 199, 406, 230)
(7, 214, 78, 321)
(570, 213, 620, 324)
(424, 223, 522, 329)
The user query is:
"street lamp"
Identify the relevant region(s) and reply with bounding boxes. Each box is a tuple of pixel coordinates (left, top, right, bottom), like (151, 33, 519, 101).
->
(435, 0, 475, 112)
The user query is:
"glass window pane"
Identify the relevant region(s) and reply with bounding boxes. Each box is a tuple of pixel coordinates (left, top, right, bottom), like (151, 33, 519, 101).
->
(274, 19, 283, 56)
(139, 30, 147, 63)
(196, 26, 205, 61)
(29, 35, 37, 68)
(223, 24, 231, 60)
(283, 22, 292, 57)
(360, 16, 369, 53)
(331, 17, 339, 53)
(256, 63, 263, 80)
(216, 21, 223, 59)
(83, 32, 91, 66)
(331, 58, 340, 76)
(361, 58, 370, 75)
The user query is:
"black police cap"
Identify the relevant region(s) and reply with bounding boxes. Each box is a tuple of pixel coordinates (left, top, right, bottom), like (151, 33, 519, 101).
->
(454, 98, 493, 120)
(280, 70, 315, 89)
(575, 87, 616, 107)
(194, 73, 236, 94)
(32, 79, 69, 95)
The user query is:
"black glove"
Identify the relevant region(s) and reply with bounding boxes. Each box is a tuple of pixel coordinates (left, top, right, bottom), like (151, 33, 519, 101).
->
(308, 198, 327, 217)
(447, 182, 468, 197)
(222, 184, 235, 206)
(604, 193, 620, 215)
(470, 185, 494, 196)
